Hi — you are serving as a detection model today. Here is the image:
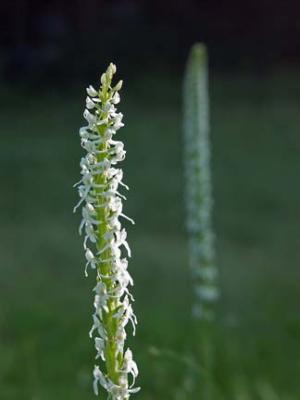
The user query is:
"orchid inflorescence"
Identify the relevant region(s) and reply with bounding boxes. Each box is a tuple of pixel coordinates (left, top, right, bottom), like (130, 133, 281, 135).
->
(74, 63, 139, 399)
(183, 44, 219, 320)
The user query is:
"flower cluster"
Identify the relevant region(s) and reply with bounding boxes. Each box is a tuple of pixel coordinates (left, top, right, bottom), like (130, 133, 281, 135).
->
(74, 63, 139, 399)
(183, 44, 219, 320)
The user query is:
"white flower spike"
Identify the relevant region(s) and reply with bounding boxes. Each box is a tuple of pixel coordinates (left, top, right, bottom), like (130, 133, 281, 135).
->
(75, 63, 139, 399)
(183, 44, 219, 320)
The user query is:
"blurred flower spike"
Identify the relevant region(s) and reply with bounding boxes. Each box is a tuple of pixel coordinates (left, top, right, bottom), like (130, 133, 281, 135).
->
(183, 44, 219, 320)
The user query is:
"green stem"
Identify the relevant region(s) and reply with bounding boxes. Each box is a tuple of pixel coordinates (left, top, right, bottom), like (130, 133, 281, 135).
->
(95, 94, 122, 385)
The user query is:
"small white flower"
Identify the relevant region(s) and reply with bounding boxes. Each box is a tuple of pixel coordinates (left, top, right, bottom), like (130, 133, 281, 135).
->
(87, 85, 98, 97)
(89, 314, 107, 339)
(79, 127, 90, 138)
(100, 73, 107, 86)
(95, 337, 105, 360)
(109, 62, 117, 75)
(112, 113, 124, 130)
(83, 109, 97, 128)
(113, 80, 123, 92)
(84, 222, 97, 244)
(86, 96, 96, 109)
(123, 348, 138, 379)
(85, 248, 97, 275)
(112, 92, 120, 104)
(93, 366, 108, 395)
(115, 228, 131, 257)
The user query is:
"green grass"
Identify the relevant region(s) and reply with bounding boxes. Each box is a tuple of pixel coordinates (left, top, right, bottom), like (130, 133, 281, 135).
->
(0, 71, 300, 399)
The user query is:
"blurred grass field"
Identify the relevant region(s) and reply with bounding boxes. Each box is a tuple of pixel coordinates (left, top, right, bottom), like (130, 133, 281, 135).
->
(0, 71, 300, 399)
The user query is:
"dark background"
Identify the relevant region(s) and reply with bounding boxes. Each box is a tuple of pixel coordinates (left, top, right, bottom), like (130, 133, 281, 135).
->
(1, 0, 300, 84)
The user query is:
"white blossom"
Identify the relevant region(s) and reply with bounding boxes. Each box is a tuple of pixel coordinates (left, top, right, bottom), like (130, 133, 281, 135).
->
(86, 96, 96, 109)
(75, 63, 138, 399)
(122, 348, 138, 381)
(87, 85, 98, 97)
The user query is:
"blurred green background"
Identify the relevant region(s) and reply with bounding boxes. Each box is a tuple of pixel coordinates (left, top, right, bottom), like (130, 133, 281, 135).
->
(1, 71, 300, 399)
(1, 1, 300, 399)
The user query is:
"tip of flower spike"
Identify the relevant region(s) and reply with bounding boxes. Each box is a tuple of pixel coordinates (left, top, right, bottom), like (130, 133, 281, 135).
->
(191, 42, 206, 55)
(188, 43, 207, 66)
(108, 62, 117, 75)
(101, 63, 118, 87)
